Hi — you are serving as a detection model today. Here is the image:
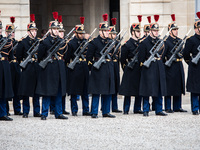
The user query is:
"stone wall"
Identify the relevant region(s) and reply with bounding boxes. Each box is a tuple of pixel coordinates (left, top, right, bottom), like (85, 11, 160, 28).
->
(120, 0, 196, 83)
(0, 0, 29, 40)
(120, 0, 195, 42)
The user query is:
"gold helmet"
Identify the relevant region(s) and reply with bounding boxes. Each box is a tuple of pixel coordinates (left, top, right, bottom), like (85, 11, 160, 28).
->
(194, 12, 200, 29)
(99, 13, 109, 31)
(150, 15, 159, 31)
(27, 14, 38, 31)
(6, 16, 15, 32)
(75, 17, 85, 33)
(168, 14, 179, 31)
(49, 12, 59, 29)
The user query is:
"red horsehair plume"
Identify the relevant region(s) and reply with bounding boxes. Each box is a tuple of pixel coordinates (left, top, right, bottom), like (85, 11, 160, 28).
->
(30, 14, 35, 22)
(80, 17, 85, 24)
(52, 12, 58, 20)
(171, 14, 175, 22)
(154, 15, 159, 22)
(197, 12, 200, 19)
(137, 15, 142, 23)
(58, 15, 62, 23)
(147, 16, 151, 23)
(102, 13, 108, 22)
(10, 16, 15, 24)
(111, 18, 117, 26)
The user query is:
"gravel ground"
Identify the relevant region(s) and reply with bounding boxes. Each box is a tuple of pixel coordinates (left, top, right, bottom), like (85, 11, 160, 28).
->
(0, 94, 200, 150)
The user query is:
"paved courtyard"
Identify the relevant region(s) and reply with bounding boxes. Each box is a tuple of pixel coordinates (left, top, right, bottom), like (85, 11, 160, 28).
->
(0, 94, 200, 150)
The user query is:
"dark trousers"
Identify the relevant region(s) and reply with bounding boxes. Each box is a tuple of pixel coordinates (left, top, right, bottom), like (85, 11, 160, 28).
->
(123, 96, 142, 113)
(0, 98, 7, 117)
(91, 94, 111, 115)
(111, 93, 119, 111)
(143, 91, 163, 114)
(191, 93, 200, 112)
(71, 93, 89, 113)
(50, 96, 66, 112)
(23, 95, 40, 115)
(164, 95, 181, 111)
(42, 87, 62, 118)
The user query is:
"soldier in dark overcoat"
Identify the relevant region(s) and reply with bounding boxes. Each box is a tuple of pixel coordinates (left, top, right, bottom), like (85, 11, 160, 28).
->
(86, 13, 115, 118)
(36, 12, 68, 120)
(49, 15, 70, 115)
(138, 15, 167, 117)
(164, 14, 187, 113)
(16, 14, 40, 118)
(0, 20, 14, 121)
(5, 17, 23, 116)
(119, 16, 143, 114)
(183, 12, 200, 115)
(65, 17, 90, 116)
(108, 18, 122, 113)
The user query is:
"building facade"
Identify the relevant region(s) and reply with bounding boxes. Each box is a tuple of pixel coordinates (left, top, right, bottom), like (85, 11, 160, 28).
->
(0, 0, 197, 40)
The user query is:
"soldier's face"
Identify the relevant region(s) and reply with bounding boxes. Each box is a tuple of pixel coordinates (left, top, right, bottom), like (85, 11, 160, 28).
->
(170, 29, 178, 37)
(29, 29, 37, 38)
(11, 32, 15, 38)
(77, 33, 85, 40)
(135, 31, 141, 38)
(51, 28, 59, 36)
(99, 30, 109, 38)
(151, 30, 159, 37)
(59, 31, 64, 39)
(109, 33, 117, 39)
(144, 31, 150, 36)
(195, 28, 200, 35)
(0, 29, 2, 35)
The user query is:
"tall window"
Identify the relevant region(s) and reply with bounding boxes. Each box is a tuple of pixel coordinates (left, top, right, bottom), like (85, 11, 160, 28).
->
(196, 0, 200, 21)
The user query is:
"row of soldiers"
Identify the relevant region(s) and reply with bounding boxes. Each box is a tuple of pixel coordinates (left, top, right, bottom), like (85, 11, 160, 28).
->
(0, 11, 200, 121)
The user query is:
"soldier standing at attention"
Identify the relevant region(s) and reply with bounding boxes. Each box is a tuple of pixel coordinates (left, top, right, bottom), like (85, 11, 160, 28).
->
(119, 16, 143, 115)
(138, 15, 167, 117)
(108, 18, 122, 113)
(16, 14, 41, 118)
(142, 16, 151, 39)
(0, 18, 14, 121)
(6, 17, 23, 116)
(50, 15, 70, 115)
(65, 17, 90, 116)
(86, 13, 116, 118)
(164, 14, 187, 113)
(36, 12, 68, 120)
(183, 12, 200, 115)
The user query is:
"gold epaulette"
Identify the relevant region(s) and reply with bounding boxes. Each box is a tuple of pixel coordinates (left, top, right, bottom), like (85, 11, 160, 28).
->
(139, 37, 145, 43)
(186, 35, 192, 40)
(123, 64, 126, 68)
(88, 61, 93, 65)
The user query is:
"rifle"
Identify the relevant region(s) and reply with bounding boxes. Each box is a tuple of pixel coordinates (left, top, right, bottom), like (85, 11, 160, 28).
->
(39, 27, 75, 69)
(93, 29, 123, 69)
(12, 33, 28, 53)
(68, 28, 97, 70)
(112, 30, 127, 60)
(143, 29, 172, 68)
(20, 31, 50, 68)
(165, 29, 191, 67)
(0, 26, 17, 59)
(191, 45, 200, 65)
(127, 46, 140, 69)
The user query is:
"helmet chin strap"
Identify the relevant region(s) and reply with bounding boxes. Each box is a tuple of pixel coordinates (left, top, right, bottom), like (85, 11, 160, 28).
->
(171, 29, 177, 38)
(101, 30, 106, 39)
(51, 28, 57, 38)
(29, 30, 35, 39)
(198, 28, 200, 34)
(151, 30, 156, 39)
(133, 31, 139, 40)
